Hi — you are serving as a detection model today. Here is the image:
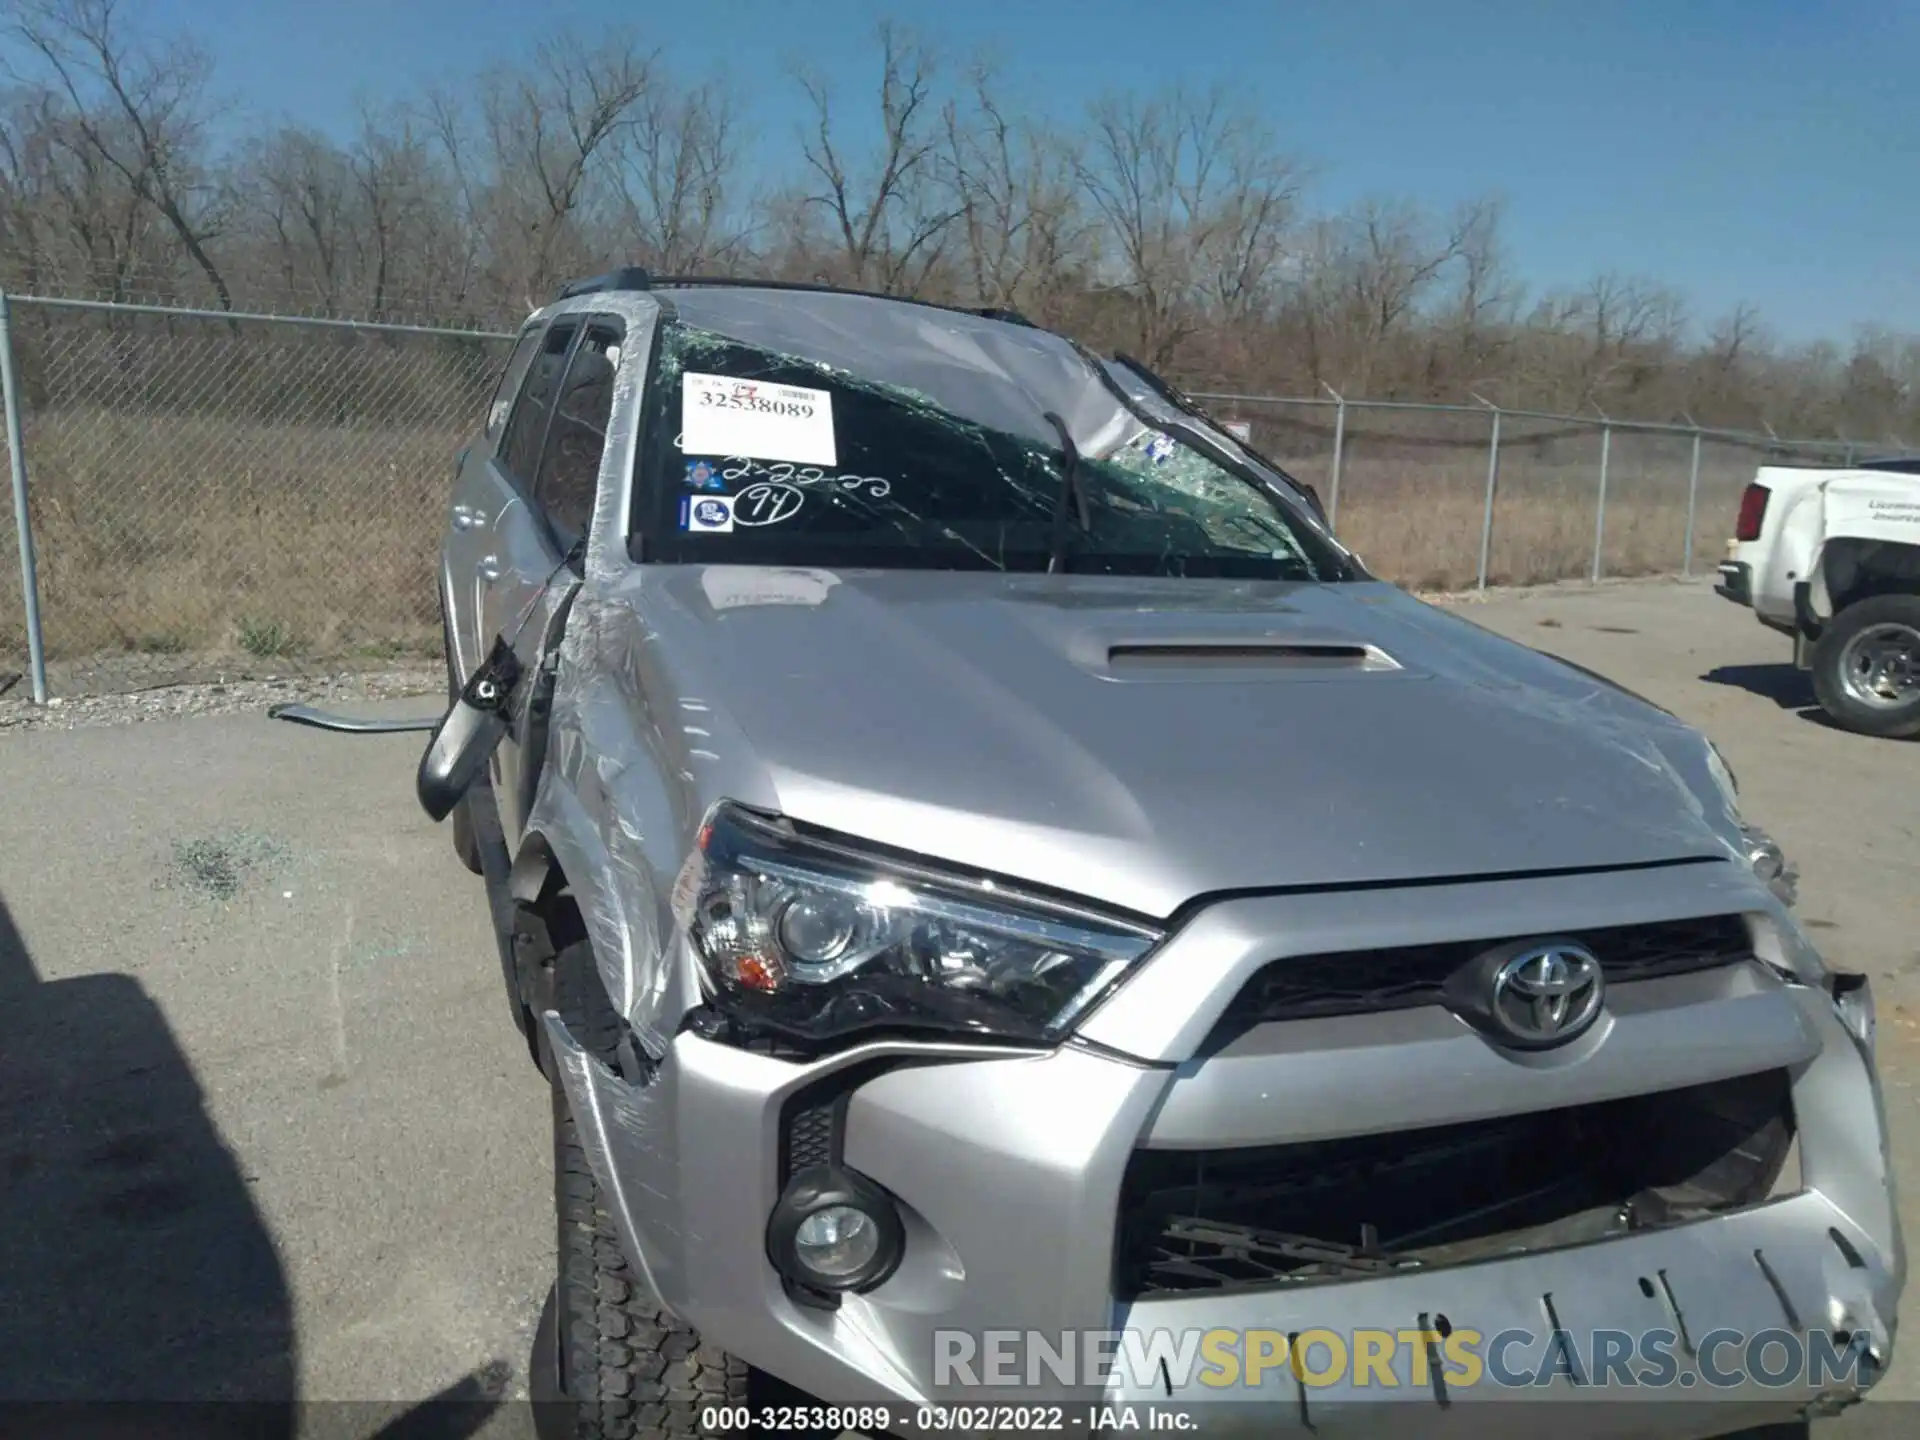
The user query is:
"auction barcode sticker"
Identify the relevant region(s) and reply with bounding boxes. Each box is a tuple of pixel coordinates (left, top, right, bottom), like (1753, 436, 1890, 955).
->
(681, 372, 837, 466)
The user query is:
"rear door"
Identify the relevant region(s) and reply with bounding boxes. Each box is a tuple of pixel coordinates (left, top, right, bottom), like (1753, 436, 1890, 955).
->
(480, 314, 625, 842)
(445, 320, 547, 689)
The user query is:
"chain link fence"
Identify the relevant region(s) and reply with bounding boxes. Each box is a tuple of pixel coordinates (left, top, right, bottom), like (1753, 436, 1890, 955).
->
(1191, 395, 1884, 592)
(0, 297, 512, 699)
(0, 294, 1901, 701)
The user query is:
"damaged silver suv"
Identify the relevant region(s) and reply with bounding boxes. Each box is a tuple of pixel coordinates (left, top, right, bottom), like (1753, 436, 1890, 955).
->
(418, 270, 1901, 1438)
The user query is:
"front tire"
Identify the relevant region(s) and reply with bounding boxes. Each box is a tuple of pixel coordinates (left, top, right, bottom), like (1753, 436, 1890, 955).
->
(542, 925, 824, 1438)
(549, 1076, 751, 1437)
(1810, 593, 1920, 738)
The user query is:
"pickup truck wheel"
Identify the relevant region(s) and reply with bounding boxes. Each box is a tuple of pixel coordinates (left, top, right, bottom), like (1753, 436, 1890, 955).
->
(541, 933, 830, 1439)
(1810, 594, 1920, 738)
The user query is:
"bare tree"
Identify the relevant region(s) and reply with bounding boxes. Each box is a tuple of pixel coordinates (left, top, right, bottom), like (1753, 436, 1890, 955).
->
(418, 85, 488, 312)
(0, 0, 1907, 443)
(1569, 272, 1687, 403)
(608, 78, 748, 275)
(943, 65, 1087, 317)
(238, 126, 349, 313)
(473, 33, 653, 308)
(7, 0, 234, 309)
(1075, 83, 1299, 368)
(347, 109, 446, 320)
(1437, 196, 1518, 373)
(793, 23, 960, 293)
(1319, 198, 1491, 391)
(0, 84, 162, 300)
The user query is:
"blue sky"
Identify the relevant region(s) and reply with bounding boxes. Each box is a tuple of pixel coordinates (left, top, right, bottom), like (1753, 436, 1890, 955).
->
(139, 0, 1918, 347)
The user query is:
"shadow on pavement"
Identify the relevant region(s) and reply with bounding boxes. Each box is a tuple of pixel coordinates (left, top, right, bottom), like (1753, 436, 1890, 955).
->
(0, 889, 511, 1440)
(1700, 662, 1815, 710)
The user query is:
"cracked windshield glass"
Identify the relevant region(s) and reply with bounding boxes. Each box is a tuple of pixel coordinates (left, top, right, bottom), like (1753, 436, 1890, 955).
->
(637, 323, 1347, 579)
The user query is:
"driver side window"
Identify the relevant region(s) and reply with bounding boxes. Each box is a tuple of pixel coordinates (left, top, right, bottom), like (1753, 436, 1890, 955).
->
(532, 320, 621, 547)
(499, 321, 579, 486)
(484, 325, 543, 446)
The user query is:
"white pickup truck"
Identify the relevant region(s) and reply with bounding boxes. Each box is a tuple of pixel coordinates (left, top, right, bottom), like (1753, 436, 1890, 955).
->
(1716, 457, 1920, 737)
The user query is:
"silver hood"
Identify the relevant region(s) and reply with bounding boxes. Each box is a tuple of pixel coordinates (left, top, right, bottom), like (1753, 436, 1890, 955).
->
(592, 566, 1740, 921)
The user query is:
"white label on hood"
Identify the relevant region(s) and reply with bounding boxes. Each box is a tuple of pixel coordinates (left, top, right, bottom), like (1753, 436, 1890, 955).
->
(699, 565, 842, 611)
(681, 372, 837, 466)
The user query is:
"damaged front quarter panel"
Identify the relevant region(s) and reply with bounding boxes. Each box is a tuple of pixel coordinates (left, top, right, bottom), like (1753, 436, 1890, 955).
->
(522, 582, 788, 1059)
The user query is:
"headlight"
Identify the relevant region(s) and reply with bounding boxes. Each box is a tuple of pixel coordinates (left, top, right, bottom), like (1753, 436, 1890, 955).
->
(672, 803, 1162, 1048)
(1741, 825, 1798, 908)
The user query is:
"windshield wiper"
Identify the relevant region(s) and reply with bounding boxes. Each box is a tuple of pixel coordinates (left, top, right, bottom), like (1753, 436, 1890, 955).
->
(1042, 410, 1088, 575)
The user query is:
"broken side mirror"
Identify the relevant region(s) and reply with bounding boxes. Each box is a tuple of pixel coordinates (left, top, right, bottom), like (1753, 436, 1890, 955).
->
(417, 637, 524, 823)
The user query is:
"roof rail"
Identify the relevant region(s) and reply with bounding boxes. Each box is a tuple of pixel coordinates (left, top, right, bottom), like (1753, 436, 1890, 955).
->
(553, 266, 654, 301)
(642, 273, 1040, 328)
(551, 269, 1044, 330)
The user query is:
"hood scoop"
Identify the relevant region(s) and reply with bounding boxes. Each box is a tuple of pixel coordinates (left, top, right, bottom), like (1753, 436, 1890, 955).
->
(1100, 637, 1407, 680)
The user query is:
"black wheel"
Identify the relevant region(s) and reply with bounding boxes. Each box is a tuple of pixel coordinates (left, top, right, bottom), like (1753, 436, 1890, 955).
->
(542, 924, 830, 1438)
(1810, 593, 1920, 738)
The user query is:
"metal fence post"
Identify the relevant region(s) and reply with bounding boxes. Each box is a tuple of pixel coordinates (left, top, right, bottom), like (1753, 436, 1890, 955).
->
(1591, 408, 1612, 583)
(1681, 415, 1702, 578)
(1471, 393, 1500, 591)
(1321, 381, 1345, 535)
(0, 291, 47, 704)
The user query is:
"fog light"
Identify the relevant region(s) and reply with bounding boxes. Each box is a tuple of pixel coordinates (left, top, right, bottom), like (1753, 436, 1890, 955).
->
(794, 1206, 880, 1278)
(766, 1164, 904, 1294)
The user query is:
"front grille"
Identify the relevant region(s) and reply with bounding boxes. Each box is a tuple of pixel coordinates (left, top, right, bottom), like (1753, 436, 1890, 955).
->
(1215, 913, 1751, 1035)
(1115, 1068, 1794, 1299)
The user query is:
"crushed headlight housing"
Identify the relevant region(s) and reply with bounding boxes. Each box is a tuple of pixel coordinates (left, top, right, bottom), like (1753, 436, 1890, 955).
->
(1706, 742, 1799, 908)
(672, 802, 1161, 1049)
(1741, 823, 1799, 908)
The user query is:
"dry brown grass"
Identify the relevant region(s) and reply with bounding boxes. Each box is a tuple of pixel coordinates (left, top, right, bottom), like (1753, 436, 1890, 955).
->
(0, 406, 1755, 693)
(1278, 446, 1753, 592)
(2, 410, 457, 670)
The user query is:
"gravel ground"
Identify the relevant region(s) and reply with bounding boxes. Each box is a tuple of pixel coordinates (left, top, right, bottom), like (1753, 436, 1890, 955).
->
(0, 664, 443, 733)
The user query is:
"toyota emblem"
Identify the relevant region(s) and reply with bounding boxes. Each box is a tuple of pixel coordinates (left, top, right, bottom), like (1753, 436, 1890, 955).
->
(1488, 943, 1605, 1045)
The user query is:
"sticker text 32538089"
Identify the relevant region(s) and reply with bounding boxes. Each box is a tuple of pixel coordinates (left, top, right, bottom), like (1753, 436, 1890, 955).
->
(681, 372, 837, 467)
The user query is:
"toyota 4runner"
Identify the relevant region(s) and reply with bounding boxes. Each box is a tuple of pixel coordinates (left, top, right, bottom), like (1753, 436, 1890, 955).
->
(404, 270, 1900, 1439)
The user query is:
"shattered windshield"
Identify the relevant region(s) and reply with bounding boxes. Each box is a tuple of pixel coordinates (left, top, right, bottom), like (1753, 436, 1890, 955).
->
(631, 321, 1353, 580)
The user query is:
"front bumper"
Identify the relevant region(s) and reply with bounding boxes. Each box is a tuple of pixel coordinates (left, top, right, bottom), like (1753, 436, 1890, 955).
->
(546, 869, 1904, 1435)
